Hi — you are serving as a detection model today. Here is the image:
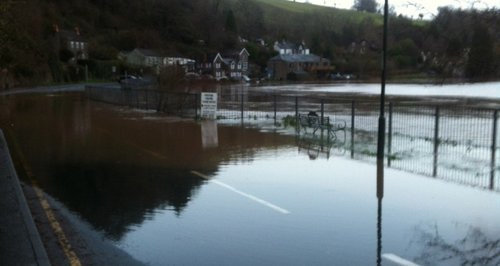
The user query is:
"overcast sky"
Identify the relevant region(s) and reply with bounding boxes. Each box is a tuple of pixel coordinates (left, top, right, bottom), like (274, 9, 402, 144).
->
(290, 0, 499, 19)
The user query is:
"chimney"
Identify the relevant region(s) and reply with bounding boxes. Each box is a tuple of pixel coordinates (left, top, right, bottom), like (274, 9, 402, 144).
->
(74, 27, 80, 36)
(53, 24, 59, 33)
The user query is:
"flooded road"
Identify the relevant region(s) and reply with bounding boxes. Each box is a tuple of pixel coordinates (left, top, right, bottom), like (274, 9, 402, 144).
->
(1, 91, 500, 265)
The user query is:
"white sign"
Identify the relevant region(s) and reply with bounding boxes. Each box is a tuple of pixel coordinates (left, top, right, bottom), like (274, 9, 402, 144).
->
(200, 92, 217, 119)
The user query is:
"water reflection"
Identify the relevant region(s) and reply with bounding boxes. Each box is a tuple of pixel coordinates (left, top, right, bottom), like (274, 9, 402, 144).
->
(201, 120, 218, 148)
(296, 131, 346, 160)
(413, 224, 500, 265)
(2, 92, 500, 265)
(1, 93, 296, 240)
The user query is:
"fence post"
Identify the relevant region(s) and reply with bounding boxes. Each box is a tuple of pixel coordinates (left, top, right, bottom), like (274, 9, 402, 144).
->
(295, 97, 299, 132)
(136, 90, 140, 108)
(388, 102, 393, 167)
(491, 110, 498, 190)
(195, 93, 199, 120)
(433, 106, 440, 177)
(240, 91, 244, 121)
(320, 99, 325, 125)
(273, 94, 277, 124)
(351, 100, 355, 159)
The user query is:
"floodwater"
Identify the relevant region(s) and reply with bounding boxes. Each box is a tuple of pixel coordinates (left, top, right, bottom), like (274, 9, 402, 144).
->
(258, 81, 500, 99)
(1, 91, 500, 265)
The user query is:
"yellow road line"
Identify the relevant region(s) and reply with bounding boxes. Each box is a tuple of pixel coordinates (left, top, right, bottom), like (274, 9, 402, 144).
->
(6, 129, 82, 266)
(33, 183, 82, 266)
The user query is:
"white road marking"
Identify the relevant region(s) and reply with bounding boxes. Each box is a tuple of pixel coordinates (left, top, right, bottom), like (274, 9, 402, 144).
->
(190, 171, 290, 214)
(382, 253, 420, 266)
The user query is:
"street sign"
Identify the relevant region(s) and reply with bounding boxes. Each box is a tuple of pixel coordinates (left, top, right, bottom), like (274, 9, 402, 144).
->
(200, 92, 217, 119)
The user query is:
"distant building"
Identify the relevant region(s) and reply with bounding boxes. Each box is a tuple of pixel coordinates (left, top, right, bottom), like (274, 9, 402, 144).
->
(255, 38, 266, 46)
(122, 48, 195, 73)
(196, 48, 250, 81)
(273, 40, 309, 55)
(54, 26, 88, 61)
(267, 54, 333, 80)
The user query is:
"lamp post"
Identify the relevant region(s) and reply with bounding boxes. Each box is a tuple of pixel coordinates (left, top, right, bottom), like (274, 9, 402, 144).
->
(376, 2, 388, 264)
(377, 0, 389, 161)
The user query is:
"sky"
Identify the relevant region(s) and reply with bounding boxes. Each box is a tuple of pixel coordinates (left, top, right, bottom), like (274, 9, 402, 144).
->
(290, 0, 499, 19)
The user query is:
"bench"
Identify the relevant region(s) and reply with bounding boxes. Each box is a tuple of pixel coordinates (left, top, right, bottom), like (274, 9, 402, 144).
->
(298, 113, 346, 140)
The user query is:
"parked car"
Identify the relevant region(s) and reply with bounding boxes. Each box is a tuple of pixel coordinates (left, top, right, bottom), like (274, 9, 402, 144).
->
(117, 75, 143, 89)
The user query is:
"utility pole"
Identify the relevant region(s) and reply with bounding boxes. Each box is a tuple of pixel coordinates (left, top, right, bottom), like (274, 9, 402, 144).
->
(377, 0, 389, 161)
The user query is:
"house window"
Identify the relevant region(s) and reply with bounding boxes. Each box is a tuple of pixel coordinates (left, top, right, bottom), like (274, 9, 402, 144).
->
(216, 63, 221, 69)
(70, 41, 75, 49)
(231, 63, 235, 70)
(237, 63, 241, 69)
(243, 62, 248, 70)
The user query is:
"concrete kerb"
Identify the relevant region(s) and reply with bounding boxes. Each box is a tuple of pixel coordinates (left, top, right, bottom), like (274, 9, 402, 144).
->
(0, 129, 51, 266)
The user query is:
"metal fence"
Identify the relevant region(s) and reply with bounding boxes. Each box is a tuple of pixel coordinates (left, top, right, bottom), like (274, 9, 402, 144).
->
(86, 86, 198, 118)
(86, 85, 500, 192)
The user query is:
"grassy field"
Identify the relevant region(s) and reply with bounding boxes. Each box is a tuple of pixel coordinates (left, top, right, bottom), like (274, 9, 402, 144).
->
(254, 0, 332, 13)
(253, 0, 384, 27)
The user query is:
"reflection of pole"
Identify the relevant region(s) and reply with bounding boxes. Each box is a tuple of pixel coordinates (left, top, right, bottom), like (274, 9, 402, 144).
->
(377, 0, 389, 161)
(377, 197, 382, 266)
(376, 158, 384, 266)
(433, 107, 440, 177)
(491, 110, 498, 190)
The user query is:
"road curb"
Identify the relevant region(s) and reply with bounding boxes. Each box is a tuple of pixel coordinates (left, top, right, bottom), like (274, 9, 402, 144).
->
(0, 129, 51, 266)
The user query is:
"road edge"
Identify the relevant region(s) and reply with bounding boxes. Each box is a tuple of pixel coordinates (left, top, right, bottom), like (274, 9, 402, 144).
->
(0, 129, 51, 266)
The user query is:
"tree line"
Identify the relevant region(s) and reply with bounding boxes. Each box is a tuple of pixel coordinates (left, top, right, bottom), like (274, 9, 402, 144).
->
(0, 0, 499, 86)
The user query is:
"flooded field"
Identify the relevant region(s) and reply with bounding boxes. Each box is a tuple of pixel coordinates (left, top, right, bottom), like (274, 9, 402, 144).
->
(1, 90, 500, 265)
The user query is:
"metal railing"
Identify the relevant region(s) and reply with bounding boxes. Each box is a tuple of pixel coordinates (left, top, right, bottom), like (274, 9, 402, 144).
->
(86, 86, 198, 119)
(86, 85, 500, 192)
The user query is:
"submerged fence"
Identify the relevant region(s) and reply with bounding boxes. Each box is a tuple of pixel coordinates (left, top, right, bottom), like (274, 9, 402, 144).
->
(87, 86, 199, 118)
(86, 85, 500, 192)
